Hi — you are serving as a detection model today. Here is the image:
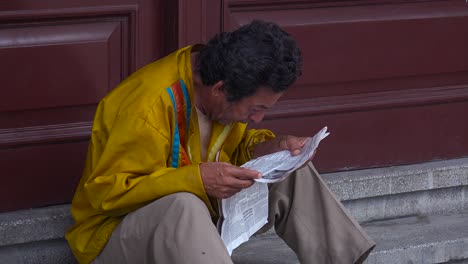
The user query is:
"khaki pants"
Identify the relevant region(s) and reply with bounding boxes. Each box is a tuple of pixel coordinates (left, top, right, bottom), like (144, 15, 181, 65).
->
(92, 162, 375, 264)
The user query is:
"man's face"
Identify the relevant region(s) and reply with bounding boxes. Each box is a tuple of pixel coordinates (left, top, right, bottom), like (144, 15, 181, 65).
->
(212, 87, 283, 125)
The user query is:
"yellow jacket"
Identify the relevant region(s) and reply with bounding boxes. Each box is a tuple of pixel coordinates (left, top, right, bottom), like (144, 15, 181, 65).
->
(65, 45, 275, 264)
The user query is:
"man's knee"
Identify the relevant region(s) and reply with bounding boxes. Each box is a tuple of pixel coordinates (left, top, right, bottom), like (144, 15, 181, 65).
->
(165, 192, 210, 215)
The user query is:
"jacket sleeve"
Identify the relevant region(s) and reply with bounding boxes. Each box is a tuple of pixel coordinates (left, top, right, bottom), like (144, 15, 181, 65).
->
(230, 128, 276, 166)
(83, 113, 212, 217)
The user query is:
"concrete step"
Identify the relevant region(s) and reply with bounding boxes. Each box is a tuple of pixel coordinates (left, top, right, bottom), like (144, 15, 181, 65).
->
(0, 158, 467, 263)
(0, 205, 73, 247)
(0, 239, 75, 264)
(0, 205, 75, 264)
(232, 210, 468, 264)
(362, 210, 468, 264)
(323, 158, 468, 222)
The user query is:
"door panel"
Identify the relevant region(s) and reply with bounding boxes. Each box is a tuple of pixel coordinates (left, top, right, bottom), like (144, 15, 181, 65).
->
(219, 0, 468, 172)
(0, 0, 169, 212)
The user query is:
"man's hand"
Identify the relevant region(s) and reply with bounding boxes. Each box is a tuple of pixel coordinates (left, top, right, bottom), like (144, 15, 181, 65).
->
(199, 162, 261, 199)
(253, 135, 311, 157)
(278, 135, 309, 156)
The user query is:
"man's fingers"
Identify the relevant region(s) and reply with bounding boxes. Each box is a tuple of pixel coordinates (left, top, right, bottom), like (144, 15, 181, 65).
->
(299, 137, 310, 146)
(200, 162, 261, 199)
(280, 136, 311, 156)
(225, 166, 261, 180)
(291, 137, 309, 148)
(289, 137, 310, 156)
(225, 176, 255, 189)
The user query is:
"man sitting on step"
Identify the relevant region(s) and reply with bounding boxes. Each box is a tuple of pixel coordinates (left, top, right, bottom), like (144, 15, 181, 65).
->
(66, 20, 375, 264)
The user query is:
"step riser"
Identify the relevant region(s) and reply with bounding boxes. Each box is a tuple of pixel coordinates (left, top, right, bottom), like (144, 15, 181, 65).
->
(0, 239, 75, 264)
(365, 238, 468, 264)
(0, 207, 72, 247)
(344, 185, 468, 222)
(324, 158, 468, 201)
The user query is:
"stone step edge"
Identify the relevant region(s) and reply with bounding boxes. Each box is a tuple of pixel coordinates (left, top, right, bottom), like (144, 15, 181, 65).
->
(323, 157, 468, 201)
(0, 205, 73, 247)
(0, 238, 76, 264)
(343, 185, 468, 222)
(362, 210, 468, 263)
(366, 238, 468, 264)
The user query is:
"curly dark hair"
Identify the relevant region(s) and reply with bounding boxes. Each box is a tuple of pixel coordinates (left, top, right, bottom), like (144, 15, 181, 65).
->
(196, 20, 302, 102)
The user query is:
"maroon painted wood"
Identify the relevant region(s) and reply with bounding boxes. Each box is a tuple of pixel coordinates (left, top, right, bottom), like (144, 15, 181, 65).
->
(0, 142, 89, 212)
(1, 0, 468, 212)
(0, 0, 169, 212)
(221, 0, 468, 172)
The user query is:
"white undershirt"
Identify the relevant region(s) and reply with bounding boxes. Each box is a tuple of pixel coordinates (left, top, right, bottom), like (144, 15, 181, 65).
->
(195, 107, 212, 161)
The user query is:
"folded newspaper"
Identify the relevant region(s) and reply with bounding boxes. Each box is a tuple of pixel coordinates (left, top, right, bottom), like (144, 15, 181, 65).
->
(218, 126, 330, 255)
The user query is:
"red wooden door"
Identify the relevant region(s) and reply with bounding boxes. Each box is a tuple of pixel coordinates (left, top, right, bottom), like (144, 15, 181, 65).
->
(0, 0, 178, 212)
(199, 0, 468, 173)
(176, 0, 468, 173)
(2, 0, 468, 213)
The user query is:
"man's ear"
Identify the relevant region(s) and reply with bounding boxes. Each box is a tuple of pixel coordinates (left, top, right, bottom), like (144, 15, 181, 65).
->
(211, 80, 224, 97)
